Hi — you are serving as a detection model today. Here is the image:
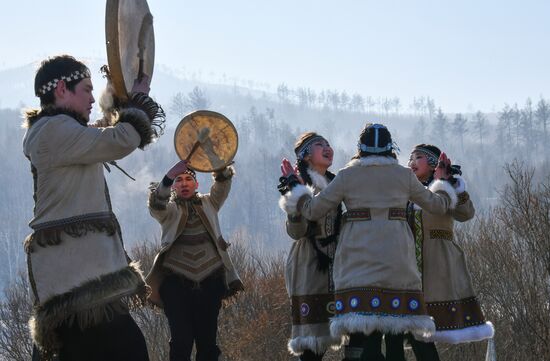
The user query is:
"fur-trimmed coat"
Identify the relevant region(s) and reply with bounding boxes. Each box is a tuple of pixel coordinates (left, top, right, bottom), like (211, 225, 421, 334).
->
(281, 156, 458, 340)
(23, 107, 153, 356)
(410, 177, 494, 344)
(145, 167, 243, 308)
(280, 169, 343, 355)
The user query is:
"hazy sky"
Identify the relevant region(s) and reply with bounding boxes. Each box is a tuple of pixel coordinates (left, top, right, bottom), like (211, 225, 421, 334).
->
(1, 0, 549, 113)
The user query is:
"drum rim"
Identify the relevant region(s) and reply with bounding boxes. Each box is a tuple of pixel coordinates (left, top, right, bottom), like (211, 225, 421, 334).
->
(105, 0, 155, 102)
(173, 110, 239, 172)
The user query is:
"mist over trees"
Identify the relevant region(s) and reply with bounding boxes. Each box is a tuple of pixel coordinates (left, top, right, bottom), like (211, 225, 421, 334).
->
(0, 69, 549, 359)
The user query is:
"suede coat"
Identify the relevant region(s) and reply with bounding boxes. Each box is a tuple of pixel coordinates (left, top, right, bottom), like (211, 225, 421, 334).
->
(281, 156, 458, 340)
(282, 169, 343, 355)
(410, 177, 494, 344)
(23, 108, 151, 356)
(146, 168, 243, 308)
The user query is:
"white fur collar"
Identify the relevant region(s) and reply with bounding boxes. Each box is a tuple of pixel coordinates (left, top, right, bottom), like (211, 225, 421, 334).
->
(412, 176, 464, 210)
(347, 156, 398, 168)
(307, 168, 329, 190)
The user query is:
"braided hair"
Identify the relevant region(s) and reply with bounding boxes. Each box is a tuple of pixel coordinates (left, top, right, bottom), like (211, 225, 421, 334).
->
(293, 132, 343, 272)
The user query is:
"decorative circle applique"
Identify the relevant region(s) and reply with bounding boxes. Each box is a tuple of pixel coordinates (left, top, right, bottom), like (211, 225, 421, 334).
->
(465, 315, 471, 321)
(300, 303, 310, 317)
(335, 300, 344, 312)
(326, 301, 336, 314)
(408, 298, 420, 311)
(370, 296, 381, 308)
(391, 297, 401, 309)
(350, 297, 360, 309)
(451, 307, 457, 312)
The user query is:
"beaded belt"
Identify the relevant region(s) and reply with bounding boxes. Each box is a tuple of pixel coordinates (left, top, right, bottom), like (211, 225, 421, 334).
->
(343, 208, 406, 222)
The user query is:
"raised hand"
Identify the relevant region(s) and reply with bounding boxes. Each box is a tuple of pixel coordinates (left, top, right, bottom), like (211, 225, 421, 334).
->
(434, 152, 452, 180)
(131, 74, 151, 95)
(280, 158, 295, 177)
(166, 160, 189, 180)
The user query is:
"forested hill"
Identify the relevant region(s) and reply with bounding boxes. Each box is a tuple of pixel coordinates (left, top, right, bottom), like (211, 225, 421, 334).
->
(0, 62, 549, 290)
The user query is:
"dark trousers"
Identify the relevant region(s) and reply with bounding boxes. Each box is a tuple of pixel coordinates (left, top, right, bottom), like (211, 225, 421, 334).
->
(384, 334, 406, 361)
(409, 337, 440, 361)
(300, 349, 325, 361)
(56, 312, 149, 361)
(159, 273, 225, 361)
(344, 332, 385, 361)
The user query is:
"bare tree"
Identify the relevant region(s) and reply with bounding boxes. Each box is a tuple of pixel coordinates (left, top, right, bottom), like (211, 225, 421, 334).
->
(185, 86, 211, 111)
(276, 83, 290, 104)
(472, 111, 487, 149)
(535, 97, 550, 146)
(350, 93, 365, 113)
(461, 163, 550, 360)
(426, 97, 436, 120)
(169, 86, 211, 119)
(452, 113, 468, 154)
(431, 107, 448, 144)
(0, 272, 33, 361)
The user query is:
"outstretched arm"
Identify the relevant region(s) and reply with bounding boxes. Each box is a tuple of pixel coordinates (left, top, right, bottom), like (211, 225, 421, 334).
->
(208, 166, 235, 211)
(148, 160, 189, 222)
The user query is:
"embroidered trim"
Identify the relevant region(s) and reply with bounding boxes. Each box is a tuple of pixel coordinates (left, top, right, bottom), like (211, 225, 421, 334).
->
(343, 208, 407, 222)
(427, 297, 486, 330)
(31, 212, 115, 231)
(35, 69, 91, 96)
(388, 208, 407, 221)
(429, 229, 453, 241)
(25, 215, 118, 253)
(291, 293, 335, 325)
(413, 209, 424, 275)
(334, 287, 427, 316)
(343, 209, 371, 221)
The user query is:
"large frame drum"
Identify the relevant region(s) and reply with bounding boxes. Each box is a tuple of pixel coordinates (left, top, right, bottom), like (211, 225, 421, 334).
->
(174, 110, 239, 172)
(105, 0, 155, 101)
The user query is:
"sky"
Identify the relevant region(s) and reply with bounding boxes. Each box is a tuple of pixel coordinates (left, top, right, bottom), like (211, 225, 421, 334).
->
(1, 0, 549, 113)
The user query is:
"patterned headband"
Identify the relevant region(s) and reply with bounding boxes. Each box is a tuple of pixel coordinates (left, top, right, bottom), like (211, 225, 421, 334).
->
(295, 135, 325, 160)
(178, 169, 197, 182)
(35, 69, 91, 96)
(413, 146, 439, 167)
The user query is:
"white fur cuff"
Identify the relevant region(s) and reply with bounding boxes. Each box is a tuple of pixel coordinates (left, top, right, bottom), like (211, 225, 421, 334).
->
(213, 165, 235, 181)
(288, 335, 345, 355)
(330, 313, 435, 340)
(417, 321, 494, 344)
(279, 184, 314, 215)
(429, 179, 458, 209)
(453, 176, 467, 194)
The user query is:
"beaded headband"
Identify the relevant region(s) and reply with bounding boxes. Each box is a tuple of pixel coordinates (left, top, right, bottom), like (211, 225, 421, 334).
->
(176, 169, 197, 182)
(412, 146, 439, 167)
(358, 124, 400, 154)
(295, 135, 325, 160)
(35, 69, 91, 96)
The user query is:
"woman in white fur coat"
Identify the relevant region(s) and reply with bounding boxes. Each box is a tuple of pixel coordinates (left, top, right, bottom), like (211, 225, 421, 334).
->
(280, 124, 458, 361)
(278, 132, 344, 361)
(404, 144, 494, 360)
